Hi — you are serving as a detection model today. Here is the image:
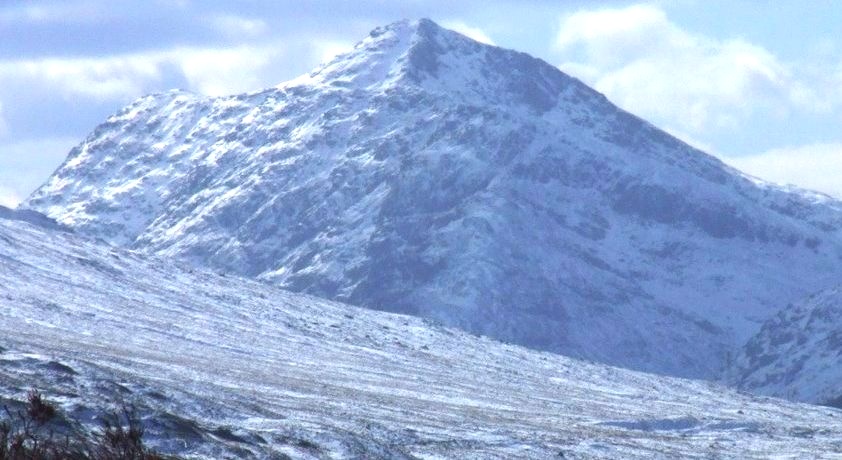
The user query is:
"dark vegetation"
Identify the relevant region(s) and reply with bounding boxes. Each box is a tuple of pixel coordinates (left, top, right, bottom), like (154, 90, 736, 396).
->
(1, 389, 178, 459)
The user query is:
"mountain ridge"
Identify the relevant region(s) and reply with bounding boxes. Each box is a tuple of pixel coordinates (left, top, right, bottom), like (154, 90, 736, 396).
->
(24, 18, 842, 381)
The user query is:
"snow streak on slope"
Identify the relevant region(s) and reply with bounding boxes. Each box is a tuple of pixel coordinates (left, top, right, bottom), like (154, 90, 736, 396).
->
(733, 286, 842, 405)
(25, 19, 842, 380)
(2, 210, 842, 458)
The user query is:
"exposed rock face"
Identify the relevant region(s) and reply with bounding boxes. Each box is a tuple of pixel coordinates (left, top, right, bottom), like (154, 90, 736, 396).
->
(25, 19, 842, 379)
(733, 287, 842, 404)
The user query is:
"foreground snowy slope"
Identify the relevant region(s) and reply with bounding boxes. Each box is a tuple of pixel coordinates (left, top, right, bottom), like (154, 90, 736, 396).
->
(732, 286, 842, 406)
(24, 19, 842, 380)
(2, 209, 842, 459)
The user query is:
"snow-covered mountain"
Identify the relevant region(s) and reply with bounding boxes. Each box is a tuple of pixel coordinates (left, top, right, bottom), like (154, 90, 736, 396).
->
(733, 286, 842, 406)
(3, 207, 842, 459)
(24, 19, 842, 380)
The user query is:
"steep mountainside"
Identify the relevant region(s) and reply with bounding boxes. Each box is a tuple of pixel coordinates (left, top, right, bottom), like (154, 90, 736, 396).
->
(25, 19, 842, 379)
(733, 286, 842, 405)
(3, 208, 842, 459)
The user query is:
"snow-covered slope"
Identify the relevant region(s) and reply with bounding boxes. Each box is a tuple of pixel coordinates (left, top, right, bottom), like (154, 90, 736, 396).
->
(24, 19, 842, 379)
(3, 209, 842, 459)
(733, 287, 842, 405)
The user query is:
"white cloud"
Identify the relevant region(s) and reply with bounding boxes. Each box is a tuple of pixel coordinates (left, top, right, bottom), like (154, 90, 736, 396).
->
(0, 185, 20, 209)
(724, 143, 842, 199)
(210, 14, 269, 39)
(9, 55, 164, 101)
(307, 39, 353, 66)
(174, 45, 284, 96)
(441, 20, 495, 45)
(556, 4, 673, 64)
(553, 4, 830, 134)
(155, 0, 189, 8)
(0, 136, 79, 207)
(0, 100, 7, 139)
(0, 44, 289, 101)
(0, 1, 110, 25)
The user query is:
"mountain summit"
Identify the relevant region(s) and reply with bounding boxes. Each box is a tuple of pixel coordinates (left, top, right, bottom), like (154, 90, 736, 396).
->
(26, 19, 842, 379)
(300, 18, 586, 111)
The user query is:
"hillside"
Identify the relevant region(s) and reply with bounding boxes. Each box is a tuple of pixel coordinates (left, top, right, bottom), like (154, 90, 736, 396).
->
(3, 207, 842, 458)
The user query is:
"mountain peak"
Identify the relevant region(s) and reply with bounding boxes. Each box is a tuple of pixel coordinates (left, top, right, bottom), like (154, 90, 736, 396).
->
(371, 17, 442, 40)
(298, 17, 589, 116)
(298, 18, 474, 90)
(358, 17, 467, 64)
(25, 18, 842, 382)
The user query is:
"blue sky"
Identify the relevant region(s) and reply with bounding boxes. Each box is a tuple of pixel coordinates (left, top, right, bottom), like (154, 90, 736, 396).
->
(1, 0, 841, 207)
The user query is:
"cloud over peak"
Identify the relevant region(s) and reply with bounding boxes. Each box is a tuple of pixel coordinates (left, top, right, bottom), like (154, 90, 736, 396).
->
(554, 4, 830, 134)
